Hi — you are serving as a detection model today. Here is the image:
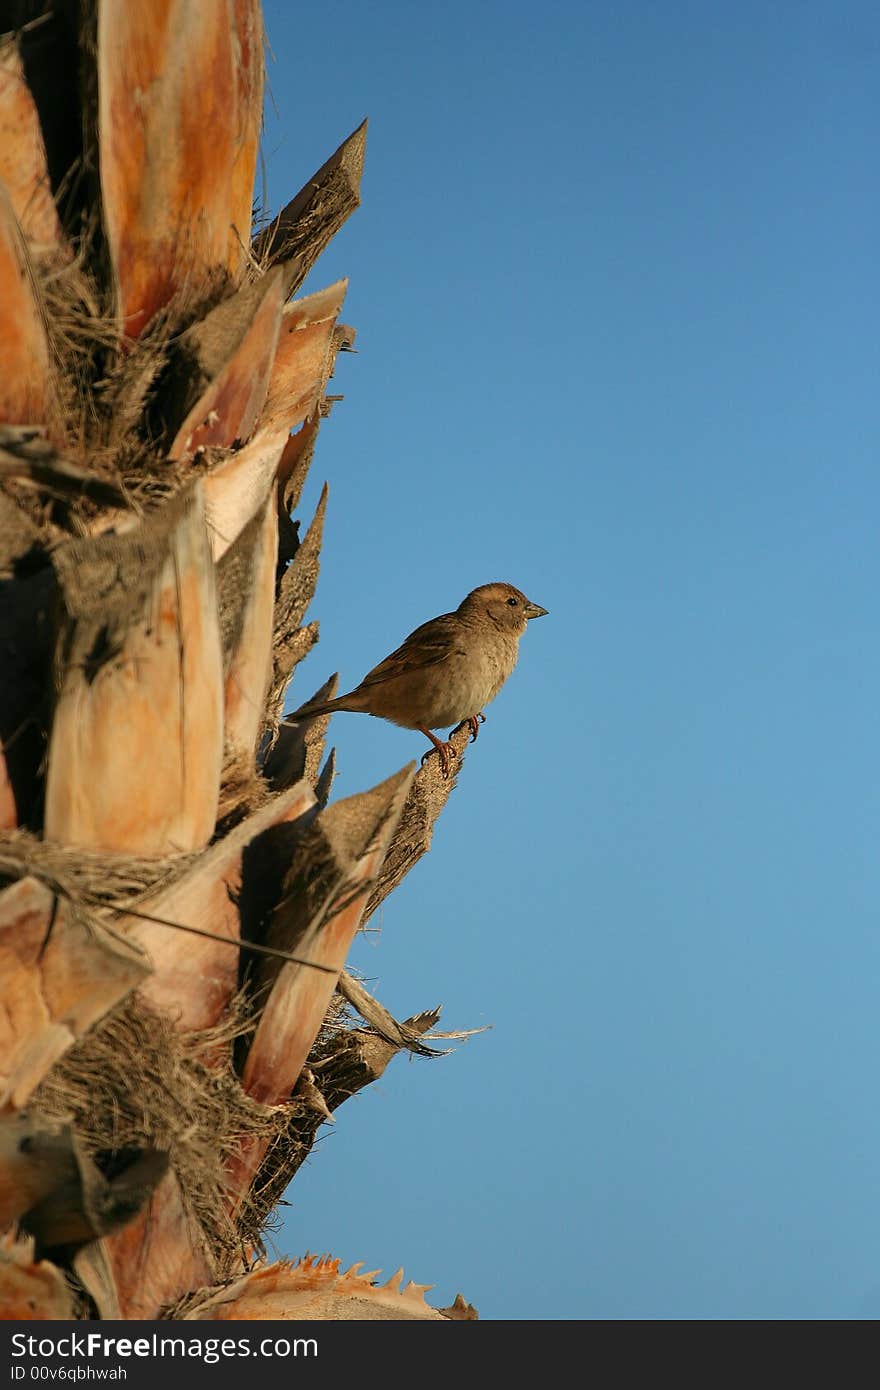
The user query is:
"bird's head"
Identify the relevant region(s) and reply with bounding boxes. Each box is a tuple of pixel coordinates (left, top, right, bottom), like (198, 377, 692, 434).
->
(459, 582, 549, 636)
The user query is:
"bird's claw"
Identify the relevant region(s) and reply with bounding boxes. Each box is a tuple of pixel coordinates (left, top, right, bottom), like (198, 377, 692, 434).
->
(421, 740, 458, 779)
(453, 712, 487, 744)
(468, 712, 487, 743)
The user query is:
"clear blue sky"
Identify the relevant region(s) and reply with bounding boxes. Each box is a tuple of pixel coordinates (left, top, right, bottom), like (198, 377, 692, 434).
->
(260, 1, 879, 1319)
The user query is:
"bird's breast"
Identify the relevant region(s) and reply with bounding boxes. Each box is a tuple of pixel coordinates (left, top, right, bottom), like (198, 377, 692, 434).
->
(427, 633, 519, 727)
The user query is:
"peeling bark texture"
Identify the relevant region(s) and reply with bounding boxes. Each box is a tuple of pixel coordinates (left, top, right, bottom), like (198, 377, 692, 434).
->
(0, 184, 54, 429)
(253, 120, 367, 296)
(167, 268, 285, 462)
(45, 484, 224, 853)
(98, 0, 265, 337)
(72, 1241, 121, 1320)
(260, 280, 347, 436)
(0, 876, 150, 1110)
(102, 1169, 214, 1319)
(0, 34, 64, 258)
(203, 425, 290, 562)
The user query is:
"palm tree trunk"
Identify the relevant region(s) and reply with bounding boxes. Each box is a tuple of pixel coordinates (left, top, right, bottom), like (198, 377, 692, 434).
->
(0, 0, 475, 1321)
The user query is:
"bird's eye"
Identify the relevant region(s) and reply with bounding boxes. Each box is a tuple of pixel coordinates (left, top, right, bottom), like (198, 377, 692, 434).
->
(507, 597, 518, 606)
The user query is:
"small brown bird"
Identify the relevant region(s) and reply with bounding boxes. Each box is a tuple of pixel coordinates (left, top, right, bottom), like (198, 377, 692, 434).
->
(292, 581, 548, 777)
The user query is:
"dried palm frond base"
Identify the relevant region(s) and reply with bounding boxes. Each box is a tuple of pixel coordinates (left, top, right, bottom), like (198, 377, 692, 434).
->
(214, 759, 274, 833)
(30, 996, 280, 1280)
(172, 1252, 462, 1322)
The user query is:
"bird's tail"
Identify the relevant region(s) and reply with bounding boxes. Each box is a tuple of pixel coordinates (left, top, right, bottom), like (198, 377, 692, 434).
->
(290, 692, 356, 721)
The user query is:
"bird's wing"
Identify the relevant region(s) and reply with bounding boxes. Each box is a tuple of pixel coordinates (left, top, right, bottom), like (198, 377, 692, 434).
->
(357, 612, 460, 689)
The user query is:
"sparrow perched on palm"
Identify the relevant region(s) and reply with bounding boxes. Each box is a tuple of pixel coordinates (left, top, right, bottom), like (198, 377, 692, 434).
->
(291, 581, 548, 777)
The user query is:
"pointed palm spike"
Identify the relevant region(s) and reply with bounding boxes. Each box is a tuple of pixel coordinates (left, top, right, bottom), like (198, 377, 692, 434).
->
(277, 414, 321, 519)
(253, 120, 367, 295)
(266, 483, 329, 732)
(262, 673, 339, 794)
(404, 1281, 435, 1300)
(178, 1257, 448, 1320)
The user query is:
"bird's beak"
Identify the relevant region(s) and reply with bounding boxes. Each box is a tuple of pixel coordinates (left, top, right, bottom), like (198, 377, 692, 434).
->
(524, 601, 548, 620)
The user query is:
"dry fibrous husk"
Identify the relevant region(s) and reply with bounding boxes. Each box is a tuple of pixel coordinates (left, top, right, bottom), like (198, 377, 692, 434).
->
(0, 828, 198, 907)
(30, 994, 282, 1274)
